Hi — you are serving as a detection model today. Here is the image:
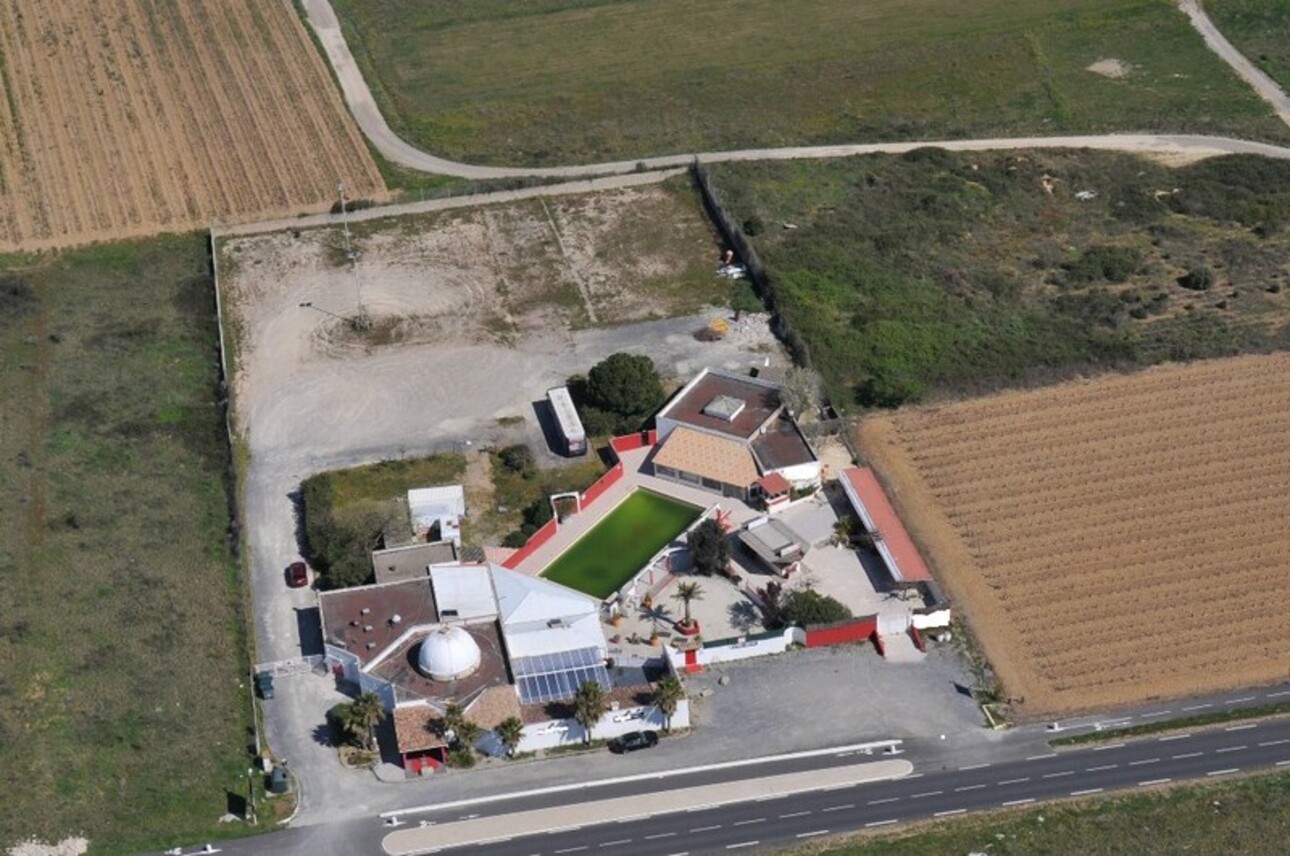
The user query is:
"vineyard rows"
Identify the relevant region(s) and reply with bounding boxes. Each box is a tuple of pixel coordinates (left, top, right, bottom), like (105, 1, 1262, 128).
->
(0, 0, 385, 252)
(857, 353, 1290, 714)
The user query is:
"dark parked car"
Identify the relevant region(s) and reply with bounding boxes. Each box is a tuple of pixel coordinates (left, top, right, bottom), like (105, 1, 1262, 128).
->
(286, 561, 309, 588)
(610, 730, 658, 753)
(254, 670, 275, 700)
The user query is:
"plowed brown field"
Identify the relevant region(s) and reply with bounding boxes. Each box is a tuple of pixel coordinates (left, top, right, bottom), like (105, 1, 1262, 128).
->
(0, 0, 384, 252)
(856, 354, 1290, 715)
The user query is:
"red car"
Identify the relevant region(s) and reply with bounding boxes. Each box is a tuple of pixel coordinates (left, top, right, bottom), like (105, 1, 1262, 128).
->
(287, 561, 309, 588)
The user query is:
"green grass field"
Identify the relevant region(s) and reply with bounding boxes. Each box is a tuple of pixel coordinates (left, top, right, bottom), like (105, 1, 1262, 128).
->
(0, 236, 251, 853)
(707, 149, 1290, 408)
(327, 0, 1290, 166)
(540, 490, 700, 598)
(1209, 0, 1290, 92)
(794, 770, 1290, 856)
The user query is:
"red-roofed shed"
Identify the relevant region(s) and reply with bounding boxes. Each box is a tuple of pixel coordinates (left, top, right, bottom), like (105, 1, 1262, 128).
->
(839, 467, 932, 583)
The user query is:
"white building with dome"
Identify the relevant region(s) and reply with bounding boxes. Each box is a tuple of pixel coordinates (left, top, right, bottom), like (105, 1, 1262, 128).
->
(318, 561, 683, 773)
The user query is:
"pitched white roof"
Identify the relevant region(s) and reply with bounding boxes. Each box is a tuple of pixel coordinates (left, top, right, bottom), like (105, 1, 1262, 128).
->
(488, 566, 606, 659)
(429, 565, 498, 621)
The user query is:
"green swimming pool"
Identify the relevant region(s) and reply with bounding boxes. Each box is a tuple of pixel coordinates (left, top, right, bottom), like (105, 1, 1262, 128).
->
(540, 490, 702, 599)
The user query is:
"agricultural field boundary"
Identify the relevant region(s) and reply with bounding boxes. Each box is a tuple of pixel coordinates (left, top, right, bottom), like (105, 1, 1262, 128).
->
(298, 0, 1290, 181)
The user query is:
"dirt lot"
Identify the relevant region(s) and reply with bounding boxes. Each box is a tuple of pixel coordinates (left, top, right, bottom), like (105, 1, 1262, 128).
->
(855, 354, 1290, 716)
(0, 0, 384, 252)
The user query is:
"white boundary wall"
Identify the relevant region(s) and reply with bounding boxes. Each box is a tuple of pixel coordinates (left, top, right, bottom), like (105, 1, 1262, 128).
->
(491, 700, 692, 755)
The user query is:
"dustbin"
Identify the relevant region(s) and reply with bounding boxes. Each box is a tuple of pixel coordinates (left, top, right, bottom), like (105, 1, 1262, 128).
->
(268, 766, 289, 795)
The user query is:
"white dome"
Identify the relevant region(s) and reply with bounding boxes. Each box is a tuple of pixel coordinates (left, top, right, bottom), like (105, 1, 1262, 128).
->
(417, 625, 481, 682)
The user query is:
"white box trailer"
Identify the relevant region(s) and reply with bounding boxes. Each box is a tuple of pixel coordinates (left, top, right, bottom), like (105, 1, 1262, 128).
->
(547, 386, 587, 456)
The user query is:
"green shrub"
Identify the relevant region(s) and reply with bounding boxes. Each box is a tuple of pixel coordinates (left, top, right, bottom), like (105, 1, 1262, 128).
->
(1064, 245, 1143, 283)
(499, 443, 536, 478)
(782, 589, 853, 625)
(1178, 266, 1215, 291)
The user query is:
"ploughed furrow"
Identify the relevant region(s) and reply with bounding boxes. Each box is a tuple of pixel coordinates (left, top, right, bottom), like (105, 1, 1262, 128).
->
(857, 353, 1290, 715)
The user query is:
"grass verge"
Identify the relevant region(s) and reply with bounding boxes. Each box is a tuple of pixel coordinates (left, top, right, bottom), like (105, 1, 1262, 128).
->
(1050, 701, 1290, 747)
(326, 0, 1290, 166)
(706, 149, 1290, 408)
(792, 769, 1290, 855)
(0, 235, 252, 854)
(1207, 0, 1290, 92)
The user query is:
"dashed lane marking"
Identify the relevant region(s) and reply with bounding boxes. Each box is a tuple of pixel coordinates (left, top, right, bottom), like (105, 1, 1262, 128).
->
(690, 826, 721, 834)
(1158, 734, 1192, 742)
(866, 820, 898, 828)
(726, 841, 758, 850)
(1266, 690, 1290, 698)
(1225, 724, 1257, 731)
(1128, 758, 1161, 766)
(1207, 769, 1240, 776)
(1087, 765, 1118, 772)
(1139, 778, 1172, 787)
(1172, 752, 1203, 760)
(1027, 753, 1056, 761)
(733, 819, 765, 826)
(1070, 788, 1103, 797)
(1182, 704, 1213, 711)
(796, 830, 830, 839)
(1042, 771, 1075, 778)
(1002, 798, 1035, 806)
(954, 784, 986, 792)
(868, 797, 900, 805)
(1227, 697, 1257, 704)
(555, 848, 587, 854)
(821, 805, 854, 813)
(934, 809, 966, 817)
(645, 833, 676, 840)
(959, 763, 991, 771)
(1092, 743, 1125, 752)
(911, 791, 943, 799)
(998, 777, 1031, 785)
(778, 811, 810, 819)
(1260, 739, 1290, 747)
(600, 840, 631, 848)
(1215, 746, 1246, 753)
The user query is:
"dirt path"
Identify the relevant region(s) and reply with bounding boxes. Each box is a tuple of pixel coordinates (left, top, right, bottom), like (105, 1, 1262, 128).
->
(1180, 0, 1290, 128)
(301, 0, 1290, 184)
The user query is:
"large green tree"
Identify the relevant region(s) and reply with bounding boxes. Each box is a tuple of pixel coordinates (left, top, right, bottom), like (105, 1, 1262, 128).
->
(686, 518, 730, 576)
(781, 588, 853, 625)
(586, 352, 664, 418)
(340, 692, 386, 751)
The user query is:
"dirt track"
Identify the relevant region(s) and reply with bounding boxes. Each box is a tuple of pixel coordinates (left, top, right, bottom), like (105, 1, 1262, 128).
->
(857, 354, 1290, 716)
(0, 0, 384, 253)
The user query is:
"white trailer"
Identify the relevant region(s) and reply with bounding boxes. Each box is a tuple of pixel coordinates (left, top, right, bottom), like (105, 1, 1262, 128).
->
(547, 386, 587, 456)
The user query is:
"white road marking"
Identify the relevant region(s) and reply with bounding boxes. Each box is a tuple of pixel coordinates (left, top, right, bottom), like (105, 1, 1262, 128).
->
(911, 791, 943, 799)
(1129, 758, 1161, 766)
(1260, 739, 1290, 747)
(1070, 788, 1103, 796)
(866, 819, 897, 828)
(1139, 778, 1172, 786)
(1276, 760, 1290, 766)
(1172, 752, 1203, 760)
(959, 763, 991, 771)
(555, 848, 587, 854)
(1226, 724, 1257, 732)
(1042, 770, 1075, 778)
(821, 805, 853, 813)
(1139, 710, 1170, 718)
(1183, 703, 1213, 711)
(998, 777, 1031, 785)
(1002, 798, 1035, 806)
(1027, 753, 1056, 761)
(1087, 764, 1118, 772)
(1266, 690, 1290, 698)
(600, 840, 631, 848)
(796, 830, 830, 839)
(954, 784, 987, 792)
(1092, 743, 1125, 752)
(1215, 746, 1246, 753)
(868, 797, 900, 805)
(1207, 769, 1240, 776)
(690, 826, 721, 833)
(645, 833, 676, 840)
(726, 842, 758, 850)
(934, 809, 966, 817)
(733, 819, 765, 826)
(1159, 734, 1192, 742)
(778, 811, 810, 819)
(1227, 697, 1256, 704)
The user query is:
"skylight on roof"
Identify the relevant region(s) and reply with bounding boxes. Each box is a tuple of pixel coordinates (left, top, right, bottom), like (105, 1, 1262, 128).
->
(702, 394, 745, 421)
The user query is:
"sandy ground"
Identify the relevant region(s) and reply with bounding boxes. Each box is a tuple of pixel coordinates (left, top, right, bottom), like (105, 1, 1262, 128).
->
(0, 0, 383, 252)
(855, 354, 1290, 717)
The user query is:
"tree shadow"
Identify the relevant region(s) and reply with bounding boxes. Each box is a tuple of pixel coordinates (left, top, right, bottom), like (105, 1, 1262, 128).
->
(639, 603, 675, 626)
(727, 600, 762, 633)
(312, 719, 339, 749)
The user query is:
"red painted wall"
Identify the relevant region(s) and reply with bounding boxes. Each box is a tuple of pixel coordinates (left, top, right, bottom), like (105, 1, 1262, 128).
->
(579, 462, 624, 509)
(804, 615, 878, 648)
(609, 430, 658, 455)
(501, 517, 559, 569)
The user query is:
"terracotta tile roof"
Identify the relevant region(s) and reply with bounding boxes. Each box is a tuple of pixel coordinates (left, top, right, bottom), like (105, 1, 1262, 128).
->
(393, 705, 448, 754)
(466, 685, 522, 731)
(756, 472, 791, 495)
(841, 468, 932, 582)
(653, 426, 759, 488)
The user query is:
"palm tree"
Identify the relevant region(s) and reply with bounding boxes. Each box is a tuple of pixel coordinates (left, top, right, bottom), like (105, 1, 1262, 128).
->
(440, 701, 480, 749)
(673, 581, 704, 629)
(342, 692, 385, 751)
(495, 715, 524, 757)
(572, 680, 609, 745)
(652, 675, 685, 732)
